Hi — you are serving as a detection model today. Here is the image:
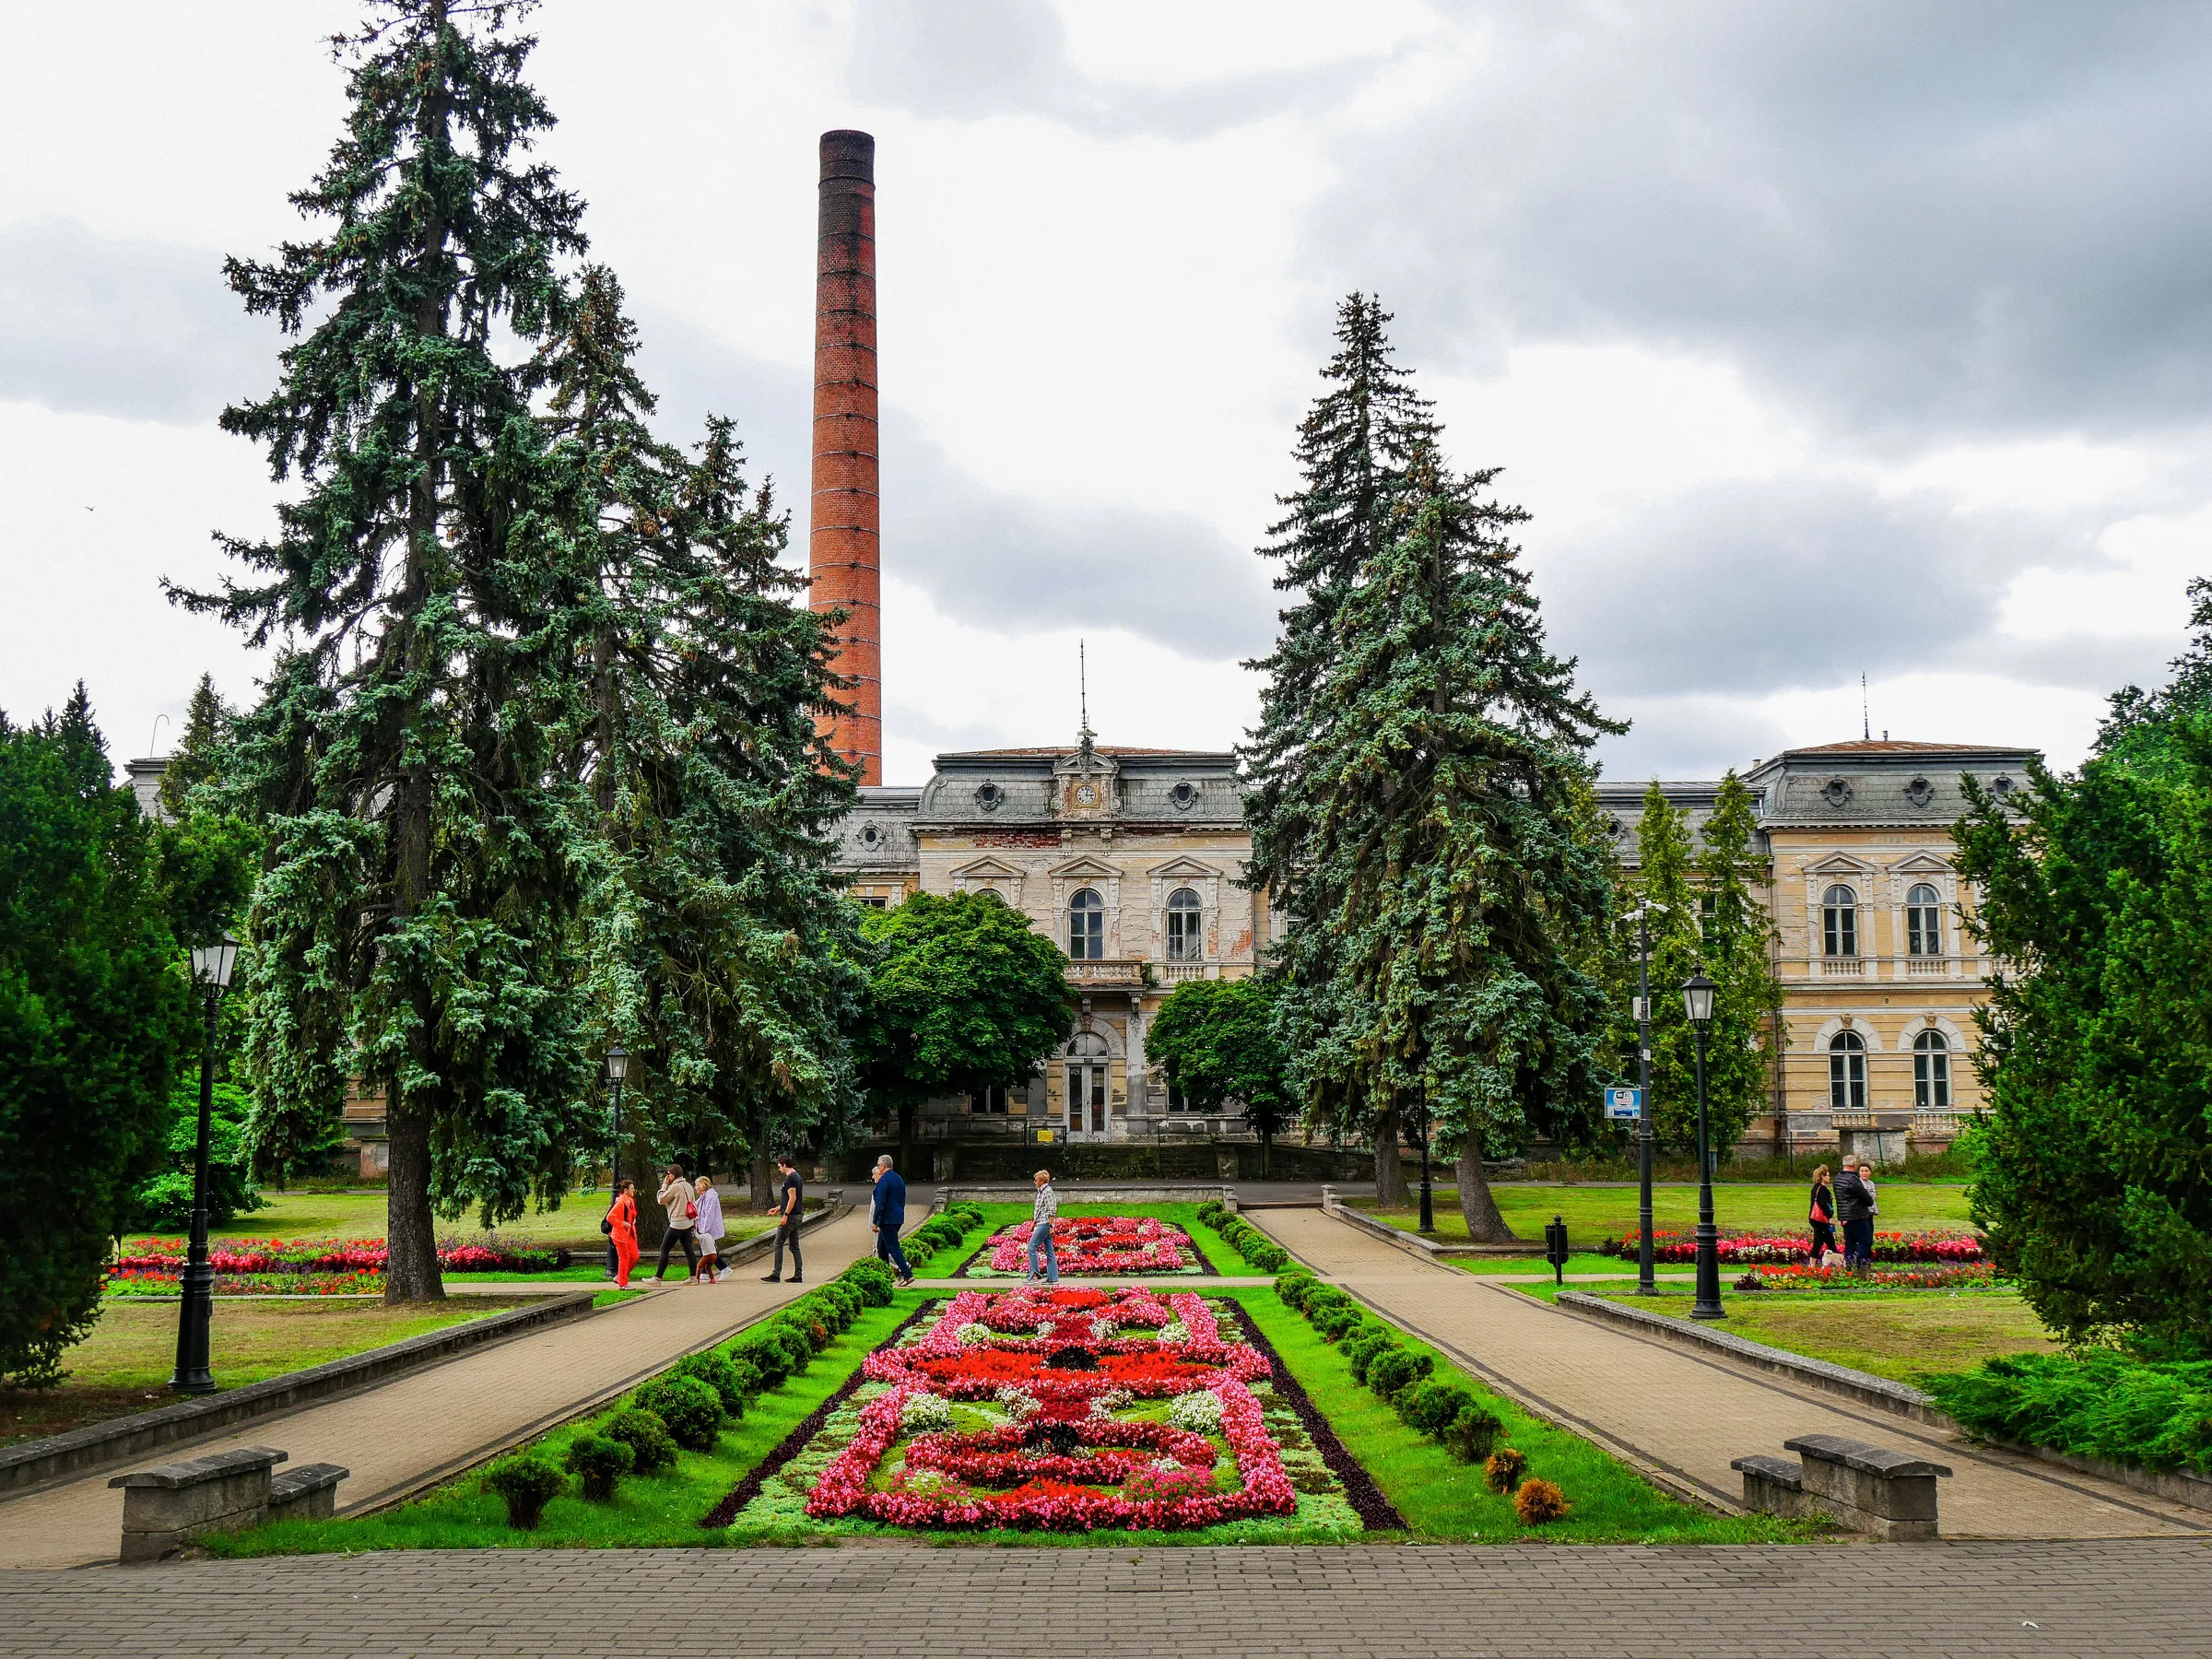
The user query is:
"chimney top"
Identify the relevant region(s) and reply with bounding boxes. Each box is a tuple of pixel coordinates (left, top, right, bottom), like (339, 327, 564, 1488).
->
(819, 130, 875, 182)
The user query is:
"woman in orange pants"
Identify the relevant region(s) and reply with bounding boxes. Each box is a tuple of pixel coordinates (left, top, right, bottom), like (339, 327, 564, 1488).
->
(608, 1179, 640, 1288)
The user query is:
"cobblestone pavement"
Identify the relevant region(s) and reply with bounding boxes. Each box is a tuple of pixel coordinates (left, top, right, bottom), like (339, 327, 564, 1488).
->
(3, 1542, 2209, 1658)
(0, 1209, 879, 1571)
(1251, 1207, 2208, 1540)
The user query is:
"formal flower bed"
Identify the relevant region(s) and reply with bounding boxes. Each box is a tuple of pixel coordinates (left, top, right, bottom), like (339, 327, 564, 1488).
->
(972, 1216, 1206, 1277)
(1596, 1229, 1983, 1265)
(104, 1267, 387, 1297)
(115, 1237, 568, 1276)
(717, 1285, 1365, 1537)
(1734, 1262, 2000, 1292)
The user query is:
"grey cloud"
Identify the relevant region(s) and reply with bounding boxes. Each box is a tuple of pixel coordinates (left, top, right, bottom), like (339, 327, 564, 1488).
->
(1593, 696, 1791, 782)
(632, 302, 1278, 661)
(1318, 0, 2212, 442)
(1535, 475, 2094, 699)
(841, 0, 1382, 141)
(0, 218, 266, 424)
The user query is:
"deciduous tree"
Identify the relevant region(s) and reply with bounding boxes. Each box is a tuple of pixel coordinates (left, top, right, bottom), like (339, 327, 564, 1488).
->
(1147, 977, 1294, 1172)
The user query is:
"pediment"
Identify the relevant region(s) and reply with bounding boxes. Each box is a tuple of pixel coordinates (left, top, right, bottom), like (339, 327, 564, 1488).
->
(1888, 851, 1954, 875)
(1146, 856, 1224, 880)
(950, 855, 1027, 881)
(1048, 854, 1123, 880)
(1803, 851, 1877, 877)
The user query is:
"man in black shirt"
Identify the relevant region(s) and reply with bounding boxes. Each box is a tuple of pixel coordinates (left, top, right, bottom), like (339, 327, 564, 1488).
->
(762, 1155, 804, 1284)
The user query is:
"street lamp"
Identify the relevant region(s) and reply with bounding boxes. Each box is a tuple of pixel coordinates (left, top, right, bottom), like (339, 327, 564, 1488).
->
(1681, 966, 1724, 1321)
(603, 1044, 629, 1279)
(171, 937, 241, 1394)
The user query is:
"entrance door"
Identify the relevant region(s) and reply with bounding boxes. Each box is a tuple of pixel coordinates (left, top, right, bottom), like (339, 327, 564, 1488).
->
(1065, 1063, 1107, 1135)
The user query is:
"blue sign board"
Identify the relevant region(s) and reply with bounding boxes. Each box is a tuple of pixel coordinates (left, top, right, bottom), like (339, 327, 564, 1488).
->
(1603, 1087, 1643, 1121)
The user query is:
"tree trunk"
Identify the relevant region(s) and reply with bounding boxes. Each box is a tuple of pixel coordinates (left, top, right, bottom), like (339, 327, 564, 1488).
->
(1457, 1144, 1519, 1243)
(747, 1149, 772, 1212)
(383, 1095, 444, 1301)
(1372, 1105, 1410, 1208)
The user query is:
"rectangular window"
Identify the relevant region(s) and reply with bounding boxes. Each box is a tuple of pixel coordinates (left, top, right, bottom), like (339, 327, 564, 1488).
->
(1823, 905, 1857, 958)
(970, 1086, 1007, 1114)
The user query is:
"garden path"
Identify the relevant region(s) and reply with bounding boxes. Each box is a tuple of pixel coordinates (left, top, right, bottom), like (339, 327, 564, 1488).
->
(5, 1541, 2208, 1657)
(1249, 1206, 2210, 1541)
(0, 1208, 882, 1570)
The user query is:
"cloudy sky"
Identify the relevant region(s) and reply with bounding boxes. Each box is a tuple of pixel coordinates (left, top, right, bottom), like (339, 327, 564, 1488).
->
(5, 1, 2210, 786)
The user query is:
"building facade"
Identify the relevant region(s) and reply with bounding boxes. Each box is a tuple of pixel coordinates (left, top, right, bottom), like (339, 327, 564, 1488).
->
(841, 735, 2038, 1155)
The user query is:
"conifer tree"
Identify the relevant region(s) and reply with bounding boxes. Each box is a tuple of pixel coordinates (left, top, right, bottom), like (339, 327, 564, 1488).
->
(540, 269, 865, 1189)
(1241, 296, 1441, 1205)
(157, 675, 231, 818)
(1292, 449, 1621, 1241)
(1624, 776, 1780, 1156)
(174, 0, 594, 1300)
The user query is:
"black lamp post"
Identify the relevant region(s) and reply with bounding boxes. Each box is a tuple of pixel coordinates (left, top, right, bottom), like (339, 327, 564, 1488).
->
(1416, 1100, 1435, 1236)
(1681, 966, 1725, 1321)
(604, 1044, 629, 1278)
(170, 936, 240, 1394)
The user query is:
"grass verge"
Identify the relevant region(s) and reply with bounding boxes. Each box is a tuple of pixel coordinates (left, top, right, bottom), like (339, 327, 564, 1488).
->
(946, 1201, 1249, 1277)
(1349, 1182, 1973, 1243)
(0, 1299, 518, 1447)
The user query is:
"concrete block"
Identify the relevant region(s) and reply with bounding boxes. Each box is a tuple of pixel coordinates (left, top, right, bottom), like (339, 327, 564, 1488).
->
(1784, 1434, 1951, 1539)
(111, 1445, 286, 1563)
(267, 1463, 348, 1524)
(1732, 1453, 1810, 1519)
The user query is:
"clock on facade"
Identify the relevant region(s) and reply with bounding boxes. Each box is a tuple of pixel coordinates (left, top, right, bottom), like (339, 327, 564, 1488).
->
(1074, 783, 1100, 806)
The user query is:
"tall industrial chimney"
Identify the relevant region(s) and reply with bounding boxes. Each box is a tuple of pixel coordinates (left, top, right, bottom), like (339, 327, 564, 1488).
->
(809, 130, 881, 784)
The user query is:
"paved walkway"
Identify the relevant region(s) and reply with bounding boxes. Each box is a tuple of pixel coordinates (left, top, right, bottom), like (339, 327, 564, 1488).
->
(1251, 1207, 2210, 1541)
(0, 1208, 880, 1570)
(5, 1542, 2209, 1657)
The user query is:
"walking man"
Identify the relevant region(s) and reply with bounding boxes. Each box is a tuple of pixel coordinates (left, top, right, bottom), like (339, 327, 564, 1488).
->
(1027, 1167, 1060, 1286)
(762, 1154, 805, 1284)
(870, 1155, 914, 1288)
(653, 1163, 700, 1283)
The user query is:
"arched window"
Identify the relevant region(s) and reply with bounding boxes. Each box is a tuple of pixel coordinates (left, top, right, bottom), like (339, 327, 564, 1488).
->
(1165, 887, 1203, 961)
(1067, 888, 1104, 960)
(1906, 883, 1944, 957)
(1829, 1030, 1866, 1111)
(1913, 1029, 1951, 1110)
(1822, 885, 1859, 958)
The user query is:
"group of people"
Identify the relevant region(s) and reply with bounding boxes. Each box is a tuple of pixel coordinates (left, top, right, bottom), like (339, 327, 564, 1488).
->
(1806, 1154, 1880, 1270)
(601, 1154, 809, 1289)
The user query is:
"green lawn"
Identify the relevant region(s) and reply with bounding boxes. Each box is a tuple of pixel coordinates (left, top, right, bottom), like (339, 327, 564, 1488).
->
(1535, 1284, 2061, 1387)
(1, 1299, 516, 1447)
(125, 1189, 788, 1255)
(1354, 1182, 1974, 1248)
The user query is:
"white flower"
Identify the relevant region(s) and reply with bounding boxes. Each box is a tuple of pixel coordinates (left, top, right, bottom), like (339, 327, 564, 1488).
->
(956, 1323, 993, 1344)
(1166, 1390, 1224, 1433)
(994, 1386, 1041, 1419)
(900, 1394, 954, 1434)
(1158, 1322, 1189, 1344)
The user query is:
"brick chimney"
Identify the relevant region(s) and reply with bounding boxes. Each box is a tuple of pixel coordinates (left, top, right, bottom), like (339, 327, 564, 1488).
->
(809, 129, 881, 784)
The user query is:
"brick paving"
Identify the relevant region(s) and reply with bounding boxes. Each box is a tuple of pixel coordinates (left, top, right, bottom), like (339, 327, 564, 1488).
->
(1252, 1206, 2209, 1540)
(3, 1542, 2209, 1657)
(0, 1208, 880, 1571)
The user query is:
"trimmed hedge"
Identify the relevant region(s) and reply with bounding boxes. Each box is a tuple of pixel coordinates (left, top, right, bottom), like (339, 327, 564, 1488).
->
(1197, 1202, 1290, 1273)
(1927, 1351, 2212, 1474)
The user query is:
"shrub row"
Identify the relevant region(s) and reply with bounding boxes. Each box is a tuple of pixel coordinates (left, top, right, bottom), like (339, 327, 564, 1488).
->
(1197, 1202, 1290, 1273)
(482, 1254, 904, 1527)
(896, 1203, 985, 1272)
(1275, 1269, 1571, 1526)
(1926, 1350, 2212, 1475)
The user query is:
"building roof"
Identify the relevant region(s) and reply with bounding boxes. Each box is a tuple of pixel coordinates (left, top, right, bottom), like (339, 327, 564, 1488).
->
(1775, 739, 2017, 757)
(942, 746, 1220, 759)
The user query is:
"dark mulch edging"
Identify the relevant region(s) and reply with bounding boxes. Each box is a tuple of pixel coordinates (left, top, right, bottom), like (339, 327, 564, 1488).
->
(1230, 1300, 1406, 1532)
(699, 1300, 935, 1529)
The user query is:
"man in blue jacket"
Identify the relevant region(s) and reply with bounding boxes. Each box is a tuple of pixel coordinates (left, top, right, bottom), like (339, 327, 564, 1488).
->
(870, 1155, 914, 1288)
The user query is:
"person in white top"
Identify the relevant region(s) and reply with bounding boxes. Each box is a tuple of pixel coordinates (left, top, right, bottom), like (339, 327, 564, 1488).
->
(653, 1164, 700, 1284)
(692, 1174, 725, 1284)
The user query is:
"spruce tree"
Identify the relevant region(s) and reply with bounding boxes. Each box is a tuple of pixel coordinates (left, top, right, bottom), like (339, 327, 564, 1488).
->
(1241, 296, 1441, 1205)
(157, 674, 231, 818)
(1293, 448, 1621, 1241)
(174, 0, 594, 1300)
(541, 269, 865, 1192)
(1626, 775, 1780, 1157)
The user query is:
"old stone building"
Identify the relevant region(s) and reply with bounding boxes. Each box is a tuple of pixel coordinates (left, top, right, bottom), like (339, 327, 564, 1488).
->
(841, 734, 2038, 1157)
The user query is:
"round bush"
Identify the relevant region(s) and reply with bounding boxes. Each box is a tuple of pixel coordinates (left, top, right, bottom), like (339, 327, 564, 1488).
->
(1513, 1476, 1571, 1525)
(841, 1259, 896, 1306)
(484, 1453, 565, 1529)
(732, 1335, 790, 1390)
(759, 1321, 812, 1372)
(821, 1280, 862, 1323)
(1345, 1332, 1398, 1384)
(633, 1374, 725, 1452)
(787, 1311, 831, 1351)
(1442, 1405, 1503, 1464)
(1403, 1381, 1475, 1438)
(1275, 1271, 1318, 1310)
(1483, 1447, 1528, 1495)
(1312, 1304, 1365, 1341)
(670, 1350, 747, 1417)
(563, 1433, 635, 1502)
(603, 1406, 677, 1475)
(1368, 1347, 1432, 1401)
